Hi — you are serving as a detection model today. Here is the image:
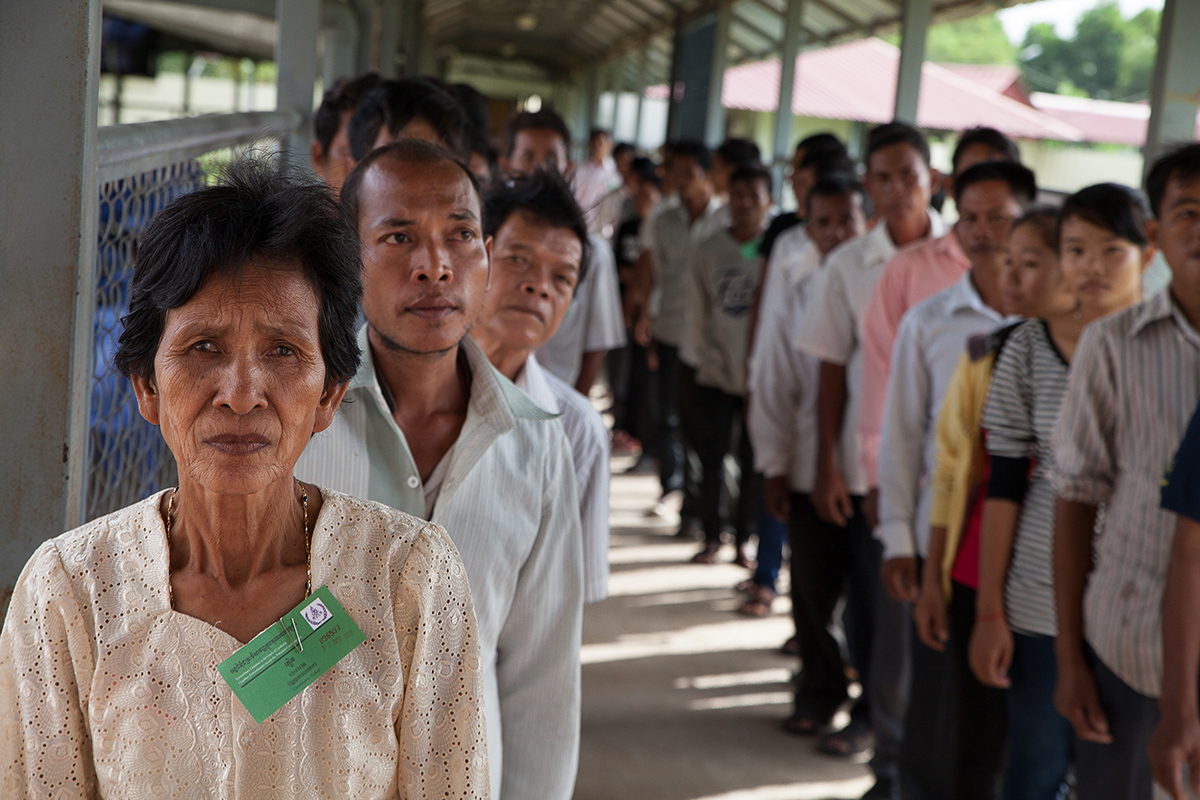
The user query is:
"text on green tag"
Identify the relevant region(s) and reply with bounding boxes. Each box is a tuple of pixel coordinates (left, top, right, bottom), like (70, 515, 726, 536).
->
(217, 584, 366, 724)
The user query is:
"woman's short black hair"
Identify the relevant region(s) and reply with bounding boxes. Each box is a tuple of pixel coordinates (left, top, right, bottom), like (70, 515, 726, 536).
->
(348, 79, 470, 162)
(483, 170, 592, 286)
(114, 156, 363, 388)
(1011, 205, 1060, 252)
(1059, 182, 1150, 248)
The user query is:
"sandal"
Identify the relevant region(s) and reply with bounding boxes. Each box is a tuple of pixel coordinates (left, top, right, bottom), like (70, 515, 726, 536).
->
(782, 704, 834, 736)
(817, 718, 873, 758)
(734, 578, 757, 593)
(736, 586, 776, 617)
(690, 542, 720, 564)
(733, 544, 757, 570)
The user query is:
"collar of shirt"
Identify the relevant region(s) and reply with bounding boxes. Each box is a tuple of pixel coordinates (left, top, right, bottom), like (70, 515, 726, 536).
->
(1131, 287, 1200, 350)
(859, 207, 947, 270)
(936, 228, 968, 263)
(346, 329, 557, 503)
(941, 270, 1007, 320)
(514, 354, 561, 415)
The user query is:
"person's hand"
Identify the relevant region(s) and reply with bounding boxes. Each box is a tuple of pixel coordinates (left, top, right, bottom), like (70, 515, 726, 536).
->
(864, 488, 879, 530)
(913, 578, 948, 651)
(813, 463, 853, 527)
(881, 557, 920, 603)
(622, 288, 643, 329)
(634, 310, 654, 348)
(764, 476, 791, 522)
(1149, 709, 1200, 800)
(1055, 652, 1113, 744)
(969, 617, 1014, 688)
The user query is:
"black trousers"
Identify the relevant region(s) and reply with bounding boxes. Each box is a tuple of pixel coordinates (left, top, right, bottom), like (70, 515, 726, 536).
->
(652, 343, 683, 495)
(675, 362, 704, 528)
(692, 384, 760, 546)
(900, 581, 1008, 800)
(789, 493, 878, 722)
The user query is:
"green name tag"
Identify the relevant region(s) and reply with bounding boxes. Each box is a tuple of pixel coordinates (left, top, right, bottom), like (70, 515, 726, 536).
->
(217, 585, 366, 724)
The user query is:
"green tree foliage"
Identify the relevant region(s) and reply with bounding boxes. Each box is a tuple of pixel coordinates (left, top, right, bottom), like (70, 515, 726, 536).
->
(1019, 2, 1161, 101)
(925, 16, 1016, 65)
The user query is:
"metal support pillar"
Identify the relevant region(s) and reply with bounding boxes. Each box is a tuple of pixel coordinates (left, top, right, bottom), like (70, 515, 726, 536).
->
(275, 0, 321, 167)
(634, 47, 649, 149)
(893, 0, 932, 126)
(607, 60, 624, 134)
(666, 20, 685, 140)
(322, 3, 361, 87)
(772, 0, 805, 203)
(704, 1, 731, 147)
(1145, 0, 1200, 168)
(0, 0, 101, 615)
(585, 68, 601, 141)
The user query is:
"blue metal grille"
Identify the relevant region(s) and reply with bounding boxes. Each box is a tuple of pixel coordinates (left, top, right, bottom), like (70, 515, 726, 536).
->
(87, 161, 205, 520)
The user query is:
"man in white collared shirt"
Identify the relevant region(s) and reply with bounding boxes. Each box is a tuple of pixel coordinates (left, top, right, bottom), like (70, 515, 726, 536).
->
(472, 170, 612, 605)
(630, 140, 727, 529)
(749, 174, 868, 736)
(876, 161, 1034, 797)
(295, 140, 583, 800)
(795, 123, 944, 800)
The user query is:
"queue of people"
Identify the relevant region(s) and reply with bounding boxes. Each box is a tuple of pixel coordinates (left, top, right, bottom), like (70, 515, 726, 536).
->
(3, 69, 1200, 800)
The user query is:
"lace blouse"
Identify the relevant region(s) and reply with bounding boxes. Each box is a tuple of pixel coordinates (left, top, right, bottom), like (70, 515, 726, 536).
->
(0, 488, 489, 799)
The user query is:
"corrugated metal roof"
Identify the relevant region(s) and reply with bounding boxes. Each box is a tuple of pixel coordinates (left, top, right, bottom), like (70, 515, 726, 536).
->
(426, 0, 1043, 80)
(1029, 91, 1200, 147)
(699, 37, 1083, 140)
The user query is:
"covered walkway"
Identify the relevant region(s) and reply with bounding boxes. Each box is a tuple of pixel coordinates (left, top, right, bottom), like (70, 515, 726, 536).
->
(577, 462, 872, 799)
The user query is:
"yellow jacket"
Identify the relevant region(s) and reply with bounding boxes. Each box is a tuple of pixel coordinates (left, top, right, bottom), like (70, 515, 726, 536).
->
(928, 349, 996, 600)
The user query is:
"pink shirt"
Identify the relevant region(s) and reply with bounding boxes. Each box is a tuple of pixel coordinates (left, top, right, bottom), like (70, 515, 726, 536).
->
(859, 231, 969, 486)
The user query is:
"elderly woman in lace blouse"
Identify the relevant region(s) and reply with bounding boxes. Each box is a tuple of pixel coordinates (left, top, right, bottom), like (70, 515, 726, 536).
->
(0, 159, 489, 799)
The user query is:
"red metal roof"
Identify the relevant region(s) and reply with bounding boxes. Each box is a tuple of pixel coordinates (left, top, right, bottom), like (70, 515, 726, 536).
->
(717, 37, 1082, 141)
(1028, 91, 1200, 147)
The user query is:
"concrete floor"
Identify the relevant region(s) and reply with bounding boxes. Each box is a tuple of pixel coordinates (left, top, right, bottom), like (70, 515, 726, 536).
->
(574, 466, 873, 800)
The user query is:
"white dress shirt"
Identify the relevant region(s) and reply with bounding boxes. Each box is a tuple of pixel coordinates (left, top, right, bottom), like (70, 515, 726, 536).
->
(748, 238, 823, 493)
(536, 233, 627, 385)
(573, 156, 623, 234)
(295, 331, 584, 800)
(647, 196, 728, 358)
(749, 224, 810, 386)
(875, 271, 1014, 560)
(796, 210, 947, 495)
(517, 355, 611, 603)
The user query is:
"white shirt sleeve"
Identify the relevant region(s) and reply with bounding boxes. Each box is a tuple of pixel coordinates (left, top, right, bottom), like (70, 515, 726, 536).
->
(494, 429, 584, 799)
(581, 236, 626, 353)
(796, 258, 855, 365)
(875, 310, 930, 560)
(748, 288, 801, 479)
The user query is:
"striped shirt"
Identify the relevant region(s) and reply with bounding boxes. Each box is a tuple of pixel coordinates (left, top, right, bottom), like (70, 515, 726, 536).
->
(983, 319, 1070, 637)
(1051, 290, 1200, 697)
(517, 355, 611, 603)
(295, 329, 584, 799)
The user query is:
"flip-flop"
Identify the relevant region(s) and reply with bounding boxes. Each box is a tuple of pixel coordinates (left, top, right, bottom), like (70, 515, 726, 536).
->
(816, 718, 873, 758)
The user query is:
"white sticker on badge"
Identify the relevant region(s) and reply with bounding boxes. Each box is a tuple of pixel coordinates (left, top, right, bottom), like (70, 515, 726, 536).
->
(300, 598, 333, 630)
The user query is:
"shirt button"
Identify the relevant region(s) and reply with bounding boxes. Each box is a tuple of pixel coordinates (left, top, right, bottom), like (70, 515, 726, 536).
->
(407, 476, 420, 489)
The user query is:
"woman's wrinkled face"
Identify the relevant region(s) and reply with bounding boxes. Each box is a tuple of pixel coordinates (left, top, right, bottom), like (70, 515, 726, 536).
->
(131, 263, 346, 495)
